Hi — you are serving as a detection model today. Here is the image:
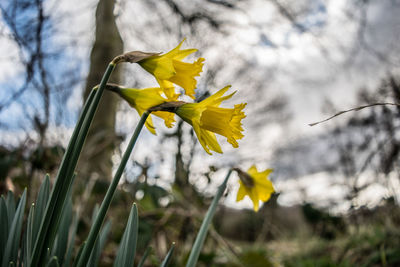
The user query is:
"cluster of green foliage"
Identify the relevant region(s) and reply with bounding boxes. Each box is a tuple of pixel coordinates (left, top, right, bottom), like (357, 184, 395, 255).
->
(0, 175, 176, 266)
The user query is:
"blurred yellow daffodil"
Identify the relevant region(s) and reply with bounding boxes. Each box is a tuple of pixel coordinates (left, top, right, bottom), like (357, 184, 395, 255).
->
(138, 39, 204, 100)
(235, 165, 274, 212)
(107, 84, 175, 135)
(175, 85, 246, 155)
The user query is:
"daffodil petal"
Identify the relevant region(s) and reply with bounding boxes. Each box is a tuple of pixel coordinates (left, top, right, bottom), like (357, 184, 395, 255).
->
(200, 85, 232, 107)
(200, 128, 223, 154)
(236, 181, 247, 202)
(191, 120, 221, 154)
(169, 58, 204, 99)
(247, 165, 258, 177)
(247, 188, 260, 212)
(163, 39, 185, 58)
(173, 48, 198, 60)
(144, 115, 157, 135)
(192, 121, 212, 155)
(153, 111, 175, 128)
(118, 87, 172, 135)
(258, 184, 274, 202)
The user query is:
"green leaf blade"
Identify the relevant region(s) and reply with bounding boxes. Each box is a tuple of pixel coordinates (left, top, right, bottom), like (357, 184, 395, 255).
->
(1, 189, 27, 267)
(160, 243, 175, 267)
(32, 175, 50, 244)
(114, 203, 139, 267)
(24, 203, 35, 267)
(0, 196, 9, 262)
(137, 246, 152, 267)
(5, 191, 15, 229)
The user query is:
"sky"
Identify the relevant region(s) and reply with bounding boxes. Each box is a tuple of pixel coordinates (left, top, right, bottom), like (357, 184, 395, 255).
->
(1, 0, 400, 212)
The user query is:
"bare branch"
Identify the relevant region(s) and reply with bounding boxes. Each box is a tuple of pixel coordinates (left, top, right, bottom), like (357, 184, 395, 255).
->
(309, 102, 400, 126)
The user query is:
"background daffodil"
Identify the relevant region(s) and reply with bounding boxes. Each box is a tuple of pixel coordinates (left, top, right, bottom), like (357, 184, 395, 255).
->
(137, 39, 204, 100)
(235, 165, 275, 212)
(175, 85, 246, 155)
(106, 84, 175, 135)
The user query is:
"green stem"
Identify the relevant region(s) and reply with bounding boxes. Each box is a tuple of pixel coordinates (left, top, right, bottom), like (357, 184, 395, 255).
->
(76, 112, 150, 267)
(31, 63, 116, 267)
(186, 169, 233, 267)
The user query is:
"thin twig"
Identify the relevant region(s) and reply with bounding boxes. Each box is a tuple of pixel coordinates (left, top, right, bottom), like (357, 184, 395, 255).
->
(309, 102, 400, 126)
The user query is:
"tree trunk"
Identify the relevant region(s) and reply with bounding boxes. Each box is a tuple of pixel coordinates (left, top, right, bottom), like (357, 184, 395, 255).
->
(79, 0, 123, 183)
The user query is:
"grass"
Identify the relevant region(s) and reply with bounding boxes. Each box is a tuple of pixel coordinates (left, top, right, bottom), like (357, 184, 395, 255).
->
(280, 223, 400, 267)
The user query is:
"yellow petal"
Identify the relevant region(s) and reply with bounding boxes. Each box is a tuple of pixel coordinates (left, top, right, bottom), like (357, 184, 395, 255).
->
(169, 58, 204, 99)
(236, 181, 247, 202)
(120, 87, 166, 109)
(257, 183, 274, 202)
(200, 85, 232, 107)
(118, 87, 173, 135)
(247, 188, 260, 212)
(144, 115, 157, 135)
(192, 122, 211, 155)
(174, 48, 198, 60)
(254, 171, 274, 186)
(153, 111, 175, 128)
(261, 169, 274, 177)
(192, 121, 222, 155)
(200, 128, 223, 154)
(247, 165, 258, 177)
(154, 79, 179, 100)
(163, 39, 198, 60)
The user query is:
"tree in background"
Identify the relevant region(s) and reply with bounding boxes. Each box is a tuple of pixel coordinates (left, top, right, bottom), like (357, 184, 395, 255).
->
(78, 0, 123, 184)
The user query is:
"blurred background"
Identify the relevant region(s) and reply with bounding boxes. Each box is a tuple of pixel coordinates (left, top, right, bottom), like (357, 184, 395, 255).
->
(1, 0, 400, 266)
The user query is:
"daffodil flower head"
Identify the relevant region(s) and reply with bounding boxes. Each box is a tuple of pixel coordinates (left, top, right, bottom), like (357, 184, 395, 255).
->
(107, 84, 175, 135)
(175, 85, 246, 155)
(235, 165, 275, 212)
(137, 39, 204, 100)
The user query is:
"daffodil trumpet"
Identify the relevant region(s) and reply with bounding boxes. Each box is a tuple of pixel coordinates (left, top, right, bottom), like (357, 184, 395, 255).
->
(147, 86, 246, 154)
(159, 86, 246, 155)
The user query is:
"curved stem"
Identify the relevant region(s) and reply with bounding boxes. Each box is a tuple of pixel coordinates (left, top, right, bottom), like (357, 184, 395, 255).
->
(186, 169, 233, 267)
(76, 111, 150, 267)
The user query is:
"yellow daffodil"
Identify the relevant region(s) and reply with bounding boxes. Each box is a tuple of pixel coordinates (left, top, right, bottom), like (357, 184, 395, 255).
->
(107, 84, 175, 135)
(175, 85, 246, 155)
(137, 39, 204, 100)
(235, 165, 274, 212)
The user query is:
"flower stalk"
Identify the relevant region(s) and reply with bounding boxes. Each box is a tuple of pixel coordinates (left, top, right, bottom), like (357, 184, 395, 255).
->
(186, 169, 233, 267)
(76, 111, 150, 267)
